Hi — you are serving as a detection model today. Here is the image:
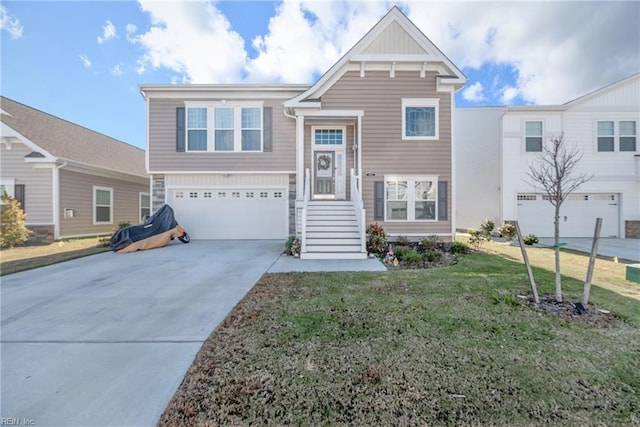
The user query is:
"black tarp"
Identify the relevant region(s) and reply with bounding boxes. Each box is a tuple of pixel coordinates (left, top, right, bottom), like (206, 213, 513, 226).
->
(110, 204, 179, 252)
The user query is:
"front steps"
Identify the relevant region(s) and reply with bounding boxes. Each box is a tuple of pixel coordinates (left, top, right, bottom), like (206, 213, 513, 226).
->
(302, 201, 367, 260)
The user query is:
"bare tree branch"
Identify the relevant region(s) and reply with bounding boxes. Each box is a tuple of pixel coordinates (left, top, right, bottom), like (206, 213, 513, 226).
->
(525, 133, 593, 302)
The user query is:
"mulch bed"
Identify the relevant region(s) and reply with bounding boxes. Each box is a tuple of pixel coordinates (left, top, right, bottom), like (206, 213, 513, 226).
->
(525, 294, 624, 328)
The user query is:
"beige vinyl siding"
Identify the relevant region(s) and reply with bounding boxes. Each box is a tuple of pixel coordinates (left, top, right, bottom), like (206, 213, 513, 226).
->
(59, 169, 149, 238)
(0, 143, 54, 224)
(148, 98, 296, 172)
(322, 70, 452, 234)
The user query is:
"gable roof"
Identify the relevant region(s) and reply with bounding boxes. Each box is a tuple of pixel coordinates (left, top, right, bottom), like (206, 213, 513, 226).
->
(563, 72, 640, 107)
(0, 96, 147, 178)
(286, 6, 466, 108)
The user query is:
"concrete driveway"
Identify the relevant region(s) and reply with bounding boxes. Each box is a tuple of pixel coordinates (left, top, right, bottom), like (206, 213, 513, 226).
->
(537, 238, 640, 262)
(1, 240, 283, 426)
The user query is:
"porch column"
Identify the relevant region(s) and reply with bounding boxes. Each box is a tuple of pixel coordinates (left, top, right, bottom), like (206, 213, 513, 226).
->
(357, 115, 363, 201)
(296, 115, 305, 200)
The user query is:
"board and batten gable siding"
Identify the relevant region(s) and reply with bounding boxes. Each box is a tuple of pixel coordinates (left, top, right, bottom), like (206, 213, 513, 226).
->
(59, 169, 149, 238)
(321, 70, 453, 235)
(0, 143, 53, 224)
(148, 98, 296, 172)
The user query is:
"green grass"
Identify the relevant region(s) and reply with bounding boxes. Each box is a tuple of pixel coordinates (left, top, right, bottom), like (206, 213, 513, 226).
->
(160, 253, 640, 426)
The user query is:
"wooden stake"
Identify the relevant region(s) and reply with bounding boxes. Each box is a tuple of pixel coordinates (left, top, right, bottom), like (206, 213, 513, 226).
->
(514, 220, 539, 304)
(582, 217, 602, 306)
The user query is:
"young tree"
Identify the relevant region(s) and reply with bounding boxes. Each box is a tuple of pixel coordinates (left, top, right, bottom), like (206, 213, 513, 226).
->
(526, 133, 592, 302)
(1, 194, 30, 248)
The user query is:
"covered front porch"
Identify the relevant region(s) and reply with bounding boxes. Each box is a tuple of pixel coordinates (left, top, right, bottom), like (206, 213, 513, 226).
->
(290, 110, 367, 259)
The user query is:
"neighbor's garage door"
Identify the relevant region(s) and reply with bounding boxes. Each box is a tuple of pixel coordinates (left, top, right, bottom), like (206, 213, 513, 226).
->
(516, 193, 619, 238)
(168, 188, 288, 239)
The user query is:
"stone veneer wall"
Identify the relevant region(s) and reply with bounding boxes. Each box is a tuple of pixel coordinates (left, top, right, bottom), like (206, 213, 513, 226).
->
(625, 221, 640, 238)
(27, 225, 55, 243)
(152, 175, 165, 213)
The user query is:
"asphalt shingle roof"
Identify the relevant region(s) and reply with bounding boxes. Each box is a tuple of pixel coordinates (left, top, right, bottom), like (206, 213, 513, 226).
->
(1, 96, 146, 178)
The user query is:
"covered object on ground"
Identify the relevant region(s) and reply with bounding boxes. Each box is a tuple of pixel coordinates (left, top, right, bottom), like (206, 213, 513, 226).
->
(110, 204, 190, 253)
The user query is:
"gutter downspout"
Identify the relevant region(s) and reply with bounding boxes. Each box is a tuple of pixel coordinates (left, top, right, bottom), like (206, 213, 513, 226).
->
(52, 161, 67, 240)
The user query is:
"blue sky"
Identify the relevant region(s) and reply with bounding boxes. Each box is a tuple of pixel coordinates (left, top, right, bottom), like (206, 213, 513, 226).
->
(2, 1, 639, 150)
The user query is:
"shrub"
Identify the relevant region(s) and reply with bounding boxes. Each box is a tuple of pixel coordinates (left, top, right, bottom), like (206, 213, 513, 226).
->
(424, 250, 442, 263)
(402, 248, 423, 267)
(285, 235, 301, 255)
(394, 235, 411, 246)
(366, 223, 387, 255)
(467, 228, 487, 250)
(497, 222, 516, 241)
(523, 234, 539, 246)
(480, 218, 495, 241)
(0, 194, 30, 248)
(420, 235, 439, 251)
(393, 245, 412, 261)
(450, 241, 469, 254)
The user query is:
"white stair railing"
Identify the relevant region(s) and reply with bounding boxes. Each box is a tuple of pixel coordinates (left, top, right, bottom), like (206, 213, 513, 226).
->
(301, 168, 310, 254)
(350, 168, 367, 254)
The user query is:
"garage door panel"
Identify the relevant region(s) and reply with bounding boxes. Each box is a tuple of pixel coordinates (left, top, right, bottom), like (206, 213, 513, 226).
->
(168, 189, 288, 239)
(517, 193, 619, 238)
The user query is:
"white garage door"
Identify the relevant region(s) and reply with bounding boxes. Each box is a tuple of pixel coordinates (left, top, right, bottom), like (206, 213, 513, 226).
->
(168, 188, 288, 239)
(516, 193, 619, 238)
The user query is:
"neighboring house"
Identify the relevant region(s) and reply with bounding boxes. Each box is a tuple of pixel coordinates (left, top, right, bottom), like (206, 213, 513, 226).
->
(140, 7, 467, 259)
(457, 73, 640, 238)
(0, 97, 149, 241)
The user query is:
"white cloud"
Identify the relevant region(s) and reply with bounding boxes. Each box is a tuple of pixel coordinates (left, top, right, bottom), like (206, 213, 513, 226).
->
(501, 86, 519, 104)
(1, 5, 23, 39)
(125, 23, 137, 42)
(129, 1, 639, 104)
(405, 1, 640, 104)
(245, 1, 392, 83)
(98, 20, 117, 44)
(462, 82, 485, 102)
(110, 63, 123, 76)
(79, 54, 92, 69)
(129, 0, 247, 83)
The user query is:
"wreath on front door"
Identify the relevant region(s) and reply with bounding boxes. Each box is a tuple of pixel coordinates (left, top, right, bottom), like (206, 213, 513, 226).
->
(317, 154, 332, 170)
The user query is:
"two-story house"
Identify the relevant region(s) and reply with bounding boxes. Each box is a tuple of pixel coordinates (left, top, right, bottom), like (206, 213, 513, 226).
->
(141, 7, 467, 259)
(457, 73, 640, 239)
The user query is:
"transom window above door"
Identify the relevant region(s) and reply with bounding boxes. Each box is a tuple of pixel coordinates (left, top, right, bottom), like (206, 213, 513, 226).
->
(314, 129, 344, 145)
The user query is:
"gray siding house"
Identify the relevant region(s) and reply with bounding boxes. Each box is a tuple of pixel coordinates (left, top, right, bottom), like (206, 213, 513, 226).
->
(141, 7, 467, 259)
(0, 97, 149, 241)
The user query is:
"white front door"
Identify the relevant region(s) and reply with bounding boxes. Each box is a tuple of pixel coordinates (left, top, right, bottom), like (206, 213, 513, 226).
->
(312, 127, 346, 200)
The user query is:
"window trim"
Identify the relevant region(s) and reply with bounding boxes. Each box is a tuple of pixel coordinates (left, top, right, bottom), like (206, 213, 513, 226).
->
(93, 186, 113, 225)
(139, 192, 150, 223)
(524, 120, 544, 153)
(0, 179, 15, 199)
(186, 107, 208, 152)
(185, 102, 264, 153)
(401, 98, 439, 141)
(619, 120, 637, 152)
(384, 175, 439, 222)
(596, 120, 638, 153)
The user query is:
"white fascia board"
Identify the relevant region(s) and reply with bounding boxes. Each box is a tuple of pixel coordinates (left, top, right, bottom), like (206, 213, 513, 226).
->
(140, 84, 309, 100)
(1, 122, 57, 160)
(352, 54, 432, 62)
(61, 159, 149, 184)
(295, 109, 364, 118)
(149, 170, 296, 175)
(505, 105, 567, 113)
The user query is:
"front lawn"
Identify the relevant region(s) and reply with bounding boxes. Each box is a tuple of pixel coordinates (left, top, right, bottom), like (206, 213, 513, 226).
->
(0, 237, 109, 276)
(159, 253, 640, 426)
